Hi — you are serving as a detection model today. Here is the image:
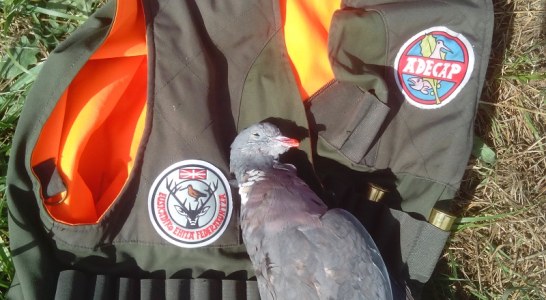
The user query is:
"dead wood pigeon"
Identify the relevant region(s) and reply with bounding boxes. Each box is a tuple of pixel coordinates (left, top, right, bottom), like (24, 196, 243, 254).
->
(230, 122, 393, 300)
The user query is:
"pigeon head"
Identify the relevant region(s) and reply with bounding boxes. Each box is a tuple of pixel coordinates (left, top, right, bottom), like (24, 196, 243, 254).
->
(230, 122, 299, 182)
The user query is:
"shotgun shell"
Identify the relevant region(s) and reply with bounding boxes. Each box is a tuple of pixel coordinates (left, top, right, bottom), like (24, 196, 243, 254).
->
(367, 183, 387, 202)
(428, 208, 456, 231)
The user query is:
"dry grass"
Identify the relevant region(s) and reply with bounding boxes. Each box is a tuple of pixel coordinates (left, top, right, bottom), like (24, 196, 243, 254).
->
(425, 0, 546, 299)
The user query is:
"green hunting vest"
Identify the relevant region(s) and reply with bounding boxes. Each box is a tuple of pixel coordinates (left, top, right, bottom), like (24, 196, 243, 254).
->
(6, 0, 493, 299)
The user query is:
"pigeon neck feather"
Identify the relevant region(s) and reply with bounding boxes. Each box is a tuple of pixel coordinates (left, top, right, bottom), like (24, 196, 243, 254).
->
(230, 151, 279, 183)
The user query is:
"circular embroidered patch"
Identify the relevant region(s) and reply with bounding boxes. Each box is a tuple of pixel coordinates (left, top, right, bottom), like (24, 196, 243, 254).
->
(148, 160, 233, 248)
(394, 26, 475, 109)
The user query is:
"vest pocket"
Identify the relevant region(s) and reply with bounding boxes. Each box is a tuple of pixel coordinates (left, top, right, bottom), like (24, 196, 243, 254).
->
(308, 81, 389, 166)
(30, 0, 148, 225)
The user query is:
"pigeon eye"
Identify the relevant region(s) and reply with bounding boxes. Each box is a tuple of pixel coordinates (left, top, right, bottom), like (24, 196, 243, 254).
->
(252, 132, 260, 138)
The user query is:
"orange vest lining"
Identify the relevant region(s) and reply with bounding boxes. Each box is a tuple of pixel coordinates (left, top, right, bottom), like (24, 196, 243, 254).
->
(30, 0, 336, 224)
(31, 0, 148, 224)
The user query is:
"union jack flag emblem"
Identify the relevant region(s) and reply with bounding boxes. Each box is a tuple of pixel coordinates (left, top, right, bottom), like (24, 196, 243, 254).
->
(179, 168, 207, 180)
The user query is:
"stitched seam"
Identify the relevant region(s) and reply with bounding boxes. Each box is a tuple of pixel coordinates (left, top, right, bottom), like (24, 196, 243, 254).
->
(236, 27, 281, 129)
(52, 234, 243, 249)
(153, 50, 208, 97)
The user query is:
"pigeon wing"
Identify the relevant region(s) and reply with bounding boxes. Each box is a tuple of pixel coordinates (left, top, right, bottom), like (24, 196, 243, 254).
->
(241, 168, 391, 300)
(314, 208, 393, 300)
(249, 208, 392, 300)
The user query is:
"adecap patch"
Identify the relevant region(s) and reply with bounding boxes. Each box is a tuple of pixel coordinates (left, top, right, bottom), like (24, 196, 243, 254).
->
(148, 160, 233, 248)
(394, 26, 475, 109)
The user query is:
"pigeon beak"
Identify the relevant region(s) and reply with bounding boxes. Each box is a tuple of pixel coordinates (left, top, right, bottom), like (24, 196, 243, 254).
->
(275, 136, 300, 148)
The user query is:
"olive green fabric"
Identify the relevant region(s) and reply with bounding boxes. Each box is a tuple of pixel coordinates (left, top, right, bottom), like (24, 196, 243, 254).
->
(8, 0, 308, 299)
(305, 0, 493, 296)
(6, 2, 116, 299)
(7, 0, 493, 299)
(237, 27, 312, 156)
(319, 0, 494, 217)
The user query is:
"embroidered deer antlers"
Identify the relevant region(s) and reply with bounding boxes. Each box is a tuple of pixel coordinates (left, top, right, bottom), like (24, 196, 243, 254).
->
(165, 179, 219, 228)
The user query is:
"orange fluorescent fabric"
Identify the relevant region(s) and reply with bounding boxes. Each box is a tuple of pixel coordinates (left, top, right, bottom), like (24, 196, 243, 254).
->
(31, 0, 147, 224)
(282, 0, 338, 99)
(31, 0, 338, 224)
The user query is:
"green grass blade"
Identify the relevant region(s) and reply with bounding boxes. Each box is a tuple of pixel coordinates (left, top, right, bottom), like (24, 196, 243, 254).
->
(472, 135, 496, 165)
(9, 62, 42, 91)
(30, 6, 87, 22)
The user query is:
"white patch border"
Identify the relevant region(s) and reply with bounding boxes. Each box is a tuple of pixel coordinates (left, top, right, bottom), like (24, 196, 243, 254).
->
(393, 26, 475, 110)
(148, 159, 233, 248)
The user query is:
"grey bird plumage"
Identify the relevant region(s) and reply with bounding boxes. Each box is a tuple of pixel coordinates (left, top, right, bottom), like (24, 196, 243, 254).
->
(230, 122, 393, 300)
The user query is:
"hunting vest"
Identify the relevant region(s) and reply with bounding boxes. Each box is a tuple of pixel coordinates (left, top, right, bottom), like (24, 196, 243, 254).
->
(6, 0, 493, 299)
